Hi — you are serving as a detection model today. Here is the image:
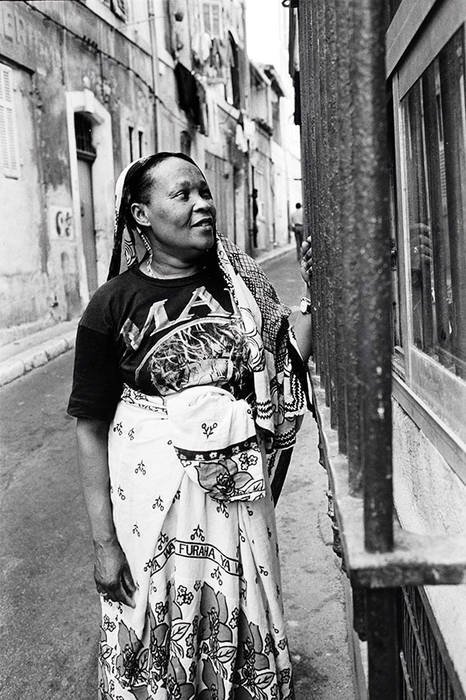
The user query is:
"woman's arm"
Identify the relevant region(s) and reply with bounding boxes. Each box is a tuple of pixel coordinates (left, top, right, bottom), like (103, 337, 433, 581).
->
(290, 236, 313, 363)
(76, 417, 136, 608)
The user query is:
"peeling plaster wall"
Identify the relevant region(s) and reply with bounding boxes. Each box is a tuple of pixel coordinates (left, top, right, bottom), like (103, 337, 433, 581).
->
(393, 400, 466, 688)
(0, 0, 251, 337)
(0, 0, 155, 337)
(0, 66, 50, 331)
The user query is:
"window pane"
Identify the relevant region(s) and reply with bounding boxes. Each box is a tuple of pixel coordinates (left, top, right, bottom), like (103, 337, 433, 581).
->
(401, 27, 466, 378)
(203, 4, 211, 34)
(163, 0, 172, 53)
(212, 5, 220, 36)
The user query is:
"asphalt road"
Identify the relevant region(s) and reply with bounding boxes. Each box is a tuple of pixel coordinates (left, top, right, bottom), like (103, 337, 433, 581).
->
(0, 251, 354, 699)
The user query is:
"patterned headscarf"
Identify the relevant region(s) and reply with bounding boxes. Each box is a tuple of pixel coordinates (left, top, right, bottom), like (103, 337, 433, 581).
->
(108, 153, 202, 280)
(107, 154, 310, 502)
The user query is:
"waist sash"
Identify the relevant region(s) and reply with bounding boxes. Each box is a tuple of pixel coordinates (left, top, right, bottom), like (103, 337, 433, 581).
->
(120, 384, 265, 502)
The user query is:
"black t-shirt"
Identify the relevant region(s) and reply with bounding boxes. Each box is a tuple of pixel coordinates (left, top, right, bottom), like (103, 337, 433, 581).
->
(68, 265, 252, 421)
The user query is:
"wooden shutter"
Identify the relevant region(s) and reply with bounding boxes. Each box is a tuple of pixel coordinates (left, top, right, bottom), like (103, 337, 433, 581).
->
(0, 64, 19, 178)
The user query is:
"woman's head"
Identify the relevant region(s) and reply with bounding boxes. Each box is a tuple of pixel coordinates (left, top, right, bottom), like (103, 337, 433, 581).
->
(121, 152, 216, 263)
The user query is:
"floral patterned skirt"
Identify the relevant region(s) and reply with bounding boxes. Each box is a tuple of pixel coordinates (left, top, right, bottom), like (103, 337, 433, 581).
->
(99, 385, 294, 699)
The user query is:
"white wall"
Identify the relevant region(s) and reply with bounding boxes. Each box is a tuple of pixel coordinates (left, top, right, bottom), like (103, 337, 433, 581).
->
(393, 400, 466, 689)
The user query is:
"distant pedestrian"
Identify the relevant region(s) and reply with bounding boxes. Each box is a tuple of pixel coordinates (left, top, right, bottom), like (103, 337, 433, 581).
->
(290, 202, 304, 261)
(68, 152, 313, 699)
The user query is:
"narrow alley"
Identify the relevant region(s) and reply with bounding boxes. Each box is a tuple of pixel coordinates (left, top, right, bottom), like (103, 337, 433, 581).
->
(2, 0, 465, 697)
(0, 251, 354, 699)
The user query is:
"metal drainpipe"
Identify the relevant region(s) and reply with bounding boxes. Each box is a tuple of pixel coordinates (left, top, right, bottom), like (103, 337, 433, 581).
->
(147, 0, 160, 151)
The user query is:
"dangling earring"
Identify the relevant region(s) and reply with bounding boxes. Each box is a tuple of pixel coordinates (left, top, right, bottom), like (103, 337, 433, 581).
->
(139, 230, 154, 276)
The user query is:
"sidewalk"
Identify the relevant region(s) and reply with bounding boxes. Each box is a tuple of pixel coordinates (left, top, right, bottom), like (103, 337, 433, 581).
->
(0, 243, 294, 388)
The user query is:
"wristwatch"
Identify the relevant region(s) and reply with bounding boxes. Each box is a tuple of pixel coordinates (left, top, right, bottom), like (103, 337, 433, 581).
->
(300, 296, 312, 314)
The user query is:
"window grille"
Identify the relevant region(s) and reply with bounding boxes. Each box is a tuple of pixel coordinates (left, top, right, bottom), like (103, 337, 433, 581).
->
(291, 0, 466, 696)
(400, 588, 461, 699)
(0, 63, 20, 179)
(74, 113, 96, 162)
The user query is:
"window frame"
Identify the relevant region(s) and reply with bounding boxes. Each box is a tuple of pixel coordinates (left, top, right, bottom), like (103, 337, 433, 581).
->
(389, 0, 466, 473)
(202, 1, 223, 39)
(0, 62, 20, 179)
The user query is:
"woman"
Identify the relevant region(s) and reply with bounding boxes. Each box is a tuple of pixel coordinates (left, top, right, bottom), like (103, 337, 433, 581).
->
(68, 152, 313, 699)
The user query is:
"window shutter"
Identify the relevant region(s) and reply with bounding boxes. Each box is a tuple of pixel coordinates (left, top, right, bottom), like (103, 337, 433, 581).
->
(0, 64, 20, 178)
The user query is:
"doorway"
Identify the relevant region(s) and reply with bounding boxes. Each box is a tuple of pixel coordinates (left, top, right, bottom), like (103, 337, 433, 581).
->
(75, 113, 98, 295)
(205, 152, 234, 239)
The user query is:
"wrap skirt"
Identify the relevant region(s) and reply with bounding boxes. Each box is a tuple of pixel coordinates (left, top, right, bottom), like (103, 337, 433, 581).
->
(98, 384, 294, 700)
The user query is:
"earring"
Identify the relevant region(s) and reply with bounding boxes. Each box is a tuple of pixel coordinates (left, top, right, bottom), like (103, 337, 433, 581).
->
(139, 230, 154, 273)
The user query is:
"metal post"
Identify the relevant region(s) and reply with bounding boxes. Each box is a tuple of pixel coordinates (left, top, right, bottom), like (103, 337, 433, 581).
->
(350, 0, 393, 553)
(341, 0, 363, 496)
(325, 0, 340, 432)
(333, 0, 349, 454)
(351, 1, 398, 694)
(366, 589, 400, 698)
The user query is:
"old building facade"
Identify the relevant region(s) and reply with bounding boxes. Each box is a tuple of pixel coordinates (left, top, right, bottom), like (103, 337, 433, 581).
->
(0, 0, 293, 342)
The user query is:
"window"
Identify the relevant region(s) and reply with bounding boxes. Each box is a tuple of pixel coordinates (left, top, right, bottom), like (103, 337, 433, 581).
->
(161, 0, 173, 54)
(388, 98, 403, 352)
(75, 113, 96, 161)
(0, 63, 19, 179)
(203, 1, 222, 37)
(227, 32, 241, 109)
(110, 0, 127, 21)
(138, 130, 144, 158)
(180, 130, 191, 156)
(128, 125, 134, 161)
(401, 27, 466, 378)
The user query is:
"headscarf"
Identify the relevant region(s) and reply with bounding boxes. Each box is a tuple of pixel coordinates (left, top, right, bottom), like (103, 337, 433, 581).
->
(107, 154, 311, 501)
(107, 153, 210, 280)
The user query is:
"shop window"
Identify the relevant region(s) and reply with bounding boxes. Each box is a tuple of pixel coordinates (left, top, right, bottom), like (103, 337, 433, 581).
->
(0, 63, 19, 179)
(203, 1, 222, 38)
(401, 27, 466, 378)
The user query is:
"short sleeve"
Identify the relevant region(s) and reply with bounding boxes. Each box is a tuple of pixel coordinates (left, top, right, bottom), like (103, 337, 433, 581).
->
(67, 325, 122, 421)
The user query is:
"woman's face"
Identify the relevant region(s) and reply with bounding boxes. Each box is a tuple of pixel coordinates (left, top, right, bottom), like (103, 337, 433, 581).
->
(132, 157, 216, 261)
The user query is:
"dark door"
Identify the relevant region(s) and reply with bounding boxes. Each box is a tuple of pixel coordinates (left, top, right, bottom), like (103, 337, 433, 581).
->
(77, 156, 98, 295)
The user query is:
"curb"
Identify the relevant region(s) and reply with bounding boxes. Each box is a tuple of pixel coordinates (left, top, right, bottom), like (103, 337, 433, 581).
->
(0, 329, 77, 389)
(256, 243, 295, 266)
(0, 244, 295, 389)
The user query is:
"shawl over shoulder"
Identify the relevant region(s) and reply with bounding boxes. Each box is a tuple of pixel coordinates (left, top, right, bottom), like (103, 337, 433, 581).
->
(217, 236, 312, 503)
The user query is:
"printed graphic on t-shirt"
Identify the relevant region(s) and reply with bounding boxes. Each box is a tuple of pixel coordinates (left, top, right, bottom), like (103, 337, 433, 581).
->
(120, 286, 250, 395)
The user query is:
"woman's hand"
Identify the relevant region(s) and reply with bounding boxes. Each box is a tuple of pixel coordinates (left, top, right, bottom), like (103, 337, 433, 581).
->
(94, 538, 136, 608)
(300, 235, 312, 287)
(76, 417, 136, 608)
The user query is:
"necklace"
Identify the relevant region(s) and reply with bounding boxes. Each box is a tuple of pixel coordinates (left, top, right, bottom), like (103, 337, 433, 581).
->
(144, 257, 205, 279)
